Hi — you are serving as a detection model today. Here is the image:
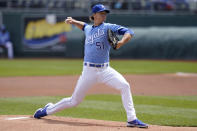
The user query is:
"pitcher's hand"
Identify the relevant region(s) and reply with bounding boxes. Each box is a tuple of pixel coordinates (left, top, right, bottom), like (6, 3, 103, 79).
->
(65, 17, 75, 24)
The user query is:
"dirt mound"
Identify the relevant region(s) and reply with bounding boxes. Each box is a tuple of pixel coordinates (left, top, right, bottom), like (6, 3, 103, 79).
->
(0, 115, 196, 131)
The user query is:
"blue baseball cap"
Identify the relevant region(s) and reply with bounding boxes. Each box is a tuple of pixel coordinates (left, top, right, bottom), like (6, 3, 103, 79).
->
(92, 4, 110, 14)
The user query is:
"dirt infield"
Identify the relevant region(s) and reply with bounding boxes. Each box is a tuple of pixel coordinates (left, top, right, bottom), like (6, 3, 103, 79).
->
(0, 74, 197, 130)
(0, 74, 197, 97)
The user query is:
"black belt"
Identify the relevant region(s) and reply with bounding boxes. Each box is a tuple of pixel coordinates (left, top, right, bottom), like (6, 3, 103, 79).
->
(84, 62, 109, 68)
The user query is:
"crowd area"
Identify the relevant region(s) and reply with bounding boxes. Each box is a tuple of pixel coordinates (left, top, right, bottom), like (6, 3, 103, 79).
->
(0, 0, 197, 13)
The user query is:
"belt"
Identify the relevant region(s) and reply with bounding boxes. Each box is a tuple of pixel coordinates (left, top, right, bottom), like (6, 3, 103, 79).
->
(84, 62, 109, 68)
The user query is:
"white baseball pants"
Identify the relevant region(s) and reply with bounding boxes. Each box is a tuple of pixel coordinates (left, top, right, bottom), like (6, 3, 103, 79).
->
(47, 64, 137, 121)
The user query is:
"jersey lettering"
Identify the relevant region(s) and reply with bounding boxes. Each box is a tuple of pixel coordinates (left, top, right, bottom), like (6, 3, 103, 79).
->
(86, 29, 104, 44)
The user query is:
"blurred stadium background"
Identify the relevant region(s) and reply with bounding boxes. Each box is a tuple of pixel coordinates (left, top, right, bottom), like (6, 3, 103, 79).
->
(0, 0, 197, 59)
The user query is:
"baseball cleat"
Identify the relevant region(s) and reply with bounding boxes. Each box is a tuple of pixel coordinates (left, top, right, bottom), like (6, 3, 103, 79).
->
(33, 103, 53, 119)
(127, 119, 148, 128)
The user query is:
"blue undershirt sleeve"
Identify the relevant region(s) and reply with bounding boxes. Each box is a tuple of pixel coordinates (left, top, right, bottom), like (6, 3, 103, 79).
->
(108, 23, 134, 36)
(82, 23, 88, 31)
(118, 28, 134, 36)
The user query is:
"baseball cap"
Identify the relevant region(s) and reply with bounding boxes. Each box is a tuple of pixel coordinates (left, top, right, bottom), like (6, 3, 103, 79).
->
(92, 4, 110, 14)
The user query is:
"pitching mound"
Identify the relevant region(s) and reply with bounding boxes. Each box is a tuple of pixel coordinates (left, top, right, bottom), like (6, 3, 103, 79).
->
(0, 115, 196, 131)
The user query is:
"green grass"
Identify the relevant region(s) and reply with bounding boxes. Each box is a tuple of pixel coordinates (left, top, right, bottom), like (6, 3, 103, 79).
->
(0, 59, 197, 76)
(0, 59, 197, 126)
(0, 95, 197, 127)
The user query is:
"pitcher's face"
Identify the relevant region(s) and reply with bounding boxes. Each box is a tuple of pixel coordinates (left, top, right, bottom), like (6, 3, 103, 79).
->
(94, 11, 107, 23)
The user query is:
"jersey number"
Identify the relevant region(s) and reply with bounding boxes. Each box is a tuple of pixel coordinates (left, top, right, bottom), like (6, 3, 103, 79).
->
(96, 42, 104, 50)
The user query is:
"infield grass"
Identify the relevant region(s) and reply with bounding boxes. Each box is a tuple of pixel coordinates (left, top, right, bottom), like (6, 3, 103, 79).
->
(0, 59, 197, 127)
(0, 59, 197, 76)
(0, 95, 197, 127)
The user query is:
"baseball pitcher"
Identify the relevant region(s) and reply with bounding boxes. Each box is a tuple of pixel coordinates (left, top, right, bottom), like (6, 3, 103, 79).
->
(34, 4, 148, 128)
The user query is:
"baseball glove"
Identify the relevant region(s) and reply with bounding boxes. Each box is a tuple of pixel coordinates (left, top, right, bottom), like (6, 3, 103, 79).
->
(107, 29, 119, 50)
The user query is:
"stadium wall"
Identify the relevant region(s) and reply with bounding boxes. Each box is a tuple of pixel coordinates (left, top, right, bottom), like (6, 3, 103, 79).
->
(2, 11, 197, 59)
